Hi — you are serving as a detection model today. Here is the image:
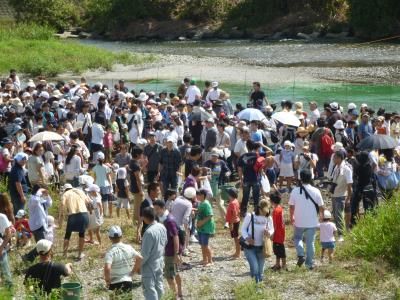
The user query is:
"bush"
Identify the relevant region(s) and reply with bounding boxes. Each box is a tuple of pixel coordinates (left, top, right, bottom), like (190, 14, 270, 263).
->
(341, 194, 400, 268)
(178, 0, 239, 23)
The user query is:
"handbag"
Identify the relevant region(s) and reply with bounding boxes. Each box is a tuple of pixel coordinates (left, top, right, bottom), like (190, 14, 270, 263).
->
(263, 237, 273, 258)
(260, 173, 270, 193)
(239, 213, 254, 250)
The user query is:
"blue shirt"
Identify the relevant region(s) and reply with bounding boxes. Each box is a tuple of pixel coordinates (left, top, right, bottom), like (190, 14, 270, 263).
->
(251, 130, 265, 154)
(27, 194, 52, 231)
(359, 122, 373, 140)
(9, 164, 28, 200)
(238, 152, 258, 183)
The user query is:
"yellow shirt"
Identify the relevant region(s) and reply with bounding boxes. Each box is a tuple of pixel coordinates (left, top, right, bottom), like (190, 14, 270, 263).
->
(61, 188, 89, 215)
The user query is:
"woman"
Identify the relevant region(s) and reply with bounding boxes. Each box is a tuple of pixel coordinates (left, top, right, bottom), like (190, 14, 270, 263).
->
(182, 165, 201, 192)
(92, 152, 113, 217)
(203, 148, 230, 223)
(241, 199, 274, 283)
(24, 185, 52, 262)
(0, 193, 15, 224)
(376, 148, 399, 199)
(27, 142, 46, 186)
(64, 145, 84, 187)
(127, 104, 141, 151)
(91, 113, 105, 160)
(216, 122, 231, 160)
(173, 117, 184, 146)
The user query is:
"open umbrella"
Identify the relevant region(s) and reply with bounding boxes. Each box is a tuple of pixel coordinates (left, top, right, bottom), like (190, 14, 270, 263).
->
(272, 111, 301, 127)
(29, 131, 64, 143)
(356, 134, 398, 150)
(237, 108, 266, 121)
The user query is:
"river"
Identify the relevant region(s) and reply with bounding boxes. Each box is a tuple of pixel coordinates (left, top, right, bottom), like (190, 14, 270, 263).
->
(78, 39, 400, 110)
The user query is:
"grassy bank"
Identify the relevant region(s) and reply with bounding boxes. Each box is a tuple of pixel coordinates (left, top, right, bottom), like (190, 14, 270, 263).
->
(0, 23, 156, 77)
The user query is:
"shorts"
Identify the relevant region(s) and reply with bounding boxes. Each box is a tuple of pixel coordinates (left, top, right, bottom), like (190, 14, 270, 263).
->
(230, 222, 240, 238)
(321, 241, 336, 249)
(100, 186, 112, 202)
(164, 256, 179, 278)
(273, 242, 286, 258)
(198, 232, 210, 246)
(117, 197, 130, 209)
(65, 212, 89, 240)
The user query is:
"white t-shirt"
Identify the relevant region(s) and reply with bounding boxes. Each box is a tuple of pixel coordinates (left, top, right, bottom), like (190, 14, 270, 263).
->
(234, 139, 248, 157)
(0, 213, 11, 245)
(185, 85, 201, 104)
(206, 88, 221, 102)
(105, 242, 140, 284)
(289, 184, 324, 228)
(1, 148, 11, 172)
(295, 153, 318, 179)
(89, 92, 104, 109)
(241, 213, 274, 247)
(91, 123, 105, 145)
(77, 112, 92, 134)
(310, 109, 320, 124)
(319, 221, 337, 242)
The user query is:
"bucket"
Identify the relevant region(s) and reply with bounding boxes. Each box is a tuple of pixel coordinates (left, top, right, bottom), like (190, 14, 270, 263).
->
(61, 282, 82, 300)
(220, 184, 234, 202)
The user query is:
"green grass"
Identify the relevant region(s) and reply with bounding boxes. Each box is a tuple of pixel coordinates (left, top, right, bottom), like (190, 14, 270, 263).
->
(0, 22, 156, 77)
(234, 280, 282, 300)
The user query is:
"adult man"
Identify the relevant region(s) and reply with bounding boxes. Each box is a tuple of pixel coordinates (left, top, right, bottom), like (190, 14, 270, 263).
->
(205, 81, 221, 104)
(358, 113, 373, 141)
(137, 183, 160, 241)
(237, 140, 260, 216)
(141, 207, 168, 300)
(289, 169, 324, 269)
(58, 184, 90, 260)
(129, 147, 145, 224)
(203, 118, 217, 162)
(76, 102, 92, 145)
(25, 240, 72, 294)
(171, 187, 194, 252)
(308, 101, 320, 125)
(249, 82, 268, 109)
(8, 152, 29, 215)
(294, 142, 318, 179)
(144, 132, 162, 183)
(153, 200, 183, 299)
(184, 79, 201, 105)
(104, 226, 143, 294)
(330, 151, 353, 241)
(234, 126, 250, 158)
(311, 118, 333, 178)
(158, 137, 182, 195)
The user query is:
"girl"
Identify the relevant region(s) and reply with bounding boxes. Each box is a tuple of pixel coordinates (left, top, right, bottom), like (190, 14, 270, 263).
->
(92, 152, 113, 217)
(196, 189, 215, 267)
(64, 145, 84, 187)
(103, 125, 113, 163)
(319, 210, 337, 263)
(294, 127, 308, 156)
(115, 167, 131, 219)
(85, 184, 103, 245)
(43, 151, 56, 184)
(225, 188, 240, 259)
(279, 140, 295, 191)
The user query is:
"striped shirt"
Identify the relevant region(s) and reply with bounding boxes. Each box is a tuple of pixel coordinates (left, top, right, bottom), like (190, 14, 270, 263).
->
(105, 242, 140, 284)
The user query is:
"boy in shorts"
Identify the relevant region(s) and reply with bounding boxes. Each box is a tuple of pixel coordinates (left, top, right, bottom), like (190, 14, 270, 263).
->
(225, 188, 240, 259)
(115, 168, 130, 219)
(270, 191, 287, 270)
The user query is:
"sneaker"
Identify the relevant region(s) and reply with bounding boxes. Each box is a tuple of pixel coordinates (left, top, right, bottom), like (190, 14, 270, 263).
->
(338, 236, 344, 242)
(224, 222, 229, 229)
(189, 235, 198, 243)
(297, 256, 305, 267)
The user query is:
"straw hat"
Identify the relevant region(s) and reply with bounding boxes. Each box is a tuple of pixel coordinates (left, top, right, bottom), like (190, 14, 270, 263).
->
(296, 127, 307, 134)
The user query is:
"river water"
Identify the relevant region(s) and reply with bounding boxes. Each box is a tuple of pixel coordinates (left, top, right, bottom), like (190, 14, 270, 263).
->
(79, 39, 400, 110)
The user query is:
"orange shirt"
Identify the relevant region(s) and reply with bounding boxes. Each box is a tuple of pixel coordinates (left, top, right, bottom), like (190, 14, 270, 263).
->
(225, 199, 240, 223)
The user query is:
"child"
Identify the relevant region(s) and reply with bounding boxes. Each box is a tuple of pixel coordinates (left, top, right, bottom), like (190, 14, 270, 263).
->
(279, 140, 295, 191)
(270, 191, 286, 271)
(45, 215, 56, 242)
(196, 189, 215, 267)
(319, 210, 337, 263)
(103, 125, 113, 163)
(85, 184, 103, 244)
(225, 188, 240, 259)
(164, 188, 177, 212)
(92, 152, 113, 217)
(115, 167, 131, 219)
(14, 209, 31, 247)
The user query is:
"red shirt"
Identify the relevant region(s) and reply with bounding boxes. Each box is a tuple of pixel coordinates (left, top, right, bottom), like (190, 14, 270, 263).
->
(225, 199, 240, 223)
(15, 219, 31, 233)
(272, 205, 285, 244)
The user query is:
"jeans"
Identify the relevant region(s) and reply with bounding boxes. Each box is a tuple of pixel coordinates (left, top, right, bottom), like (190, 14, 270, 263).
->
(332, 196, 345, 235)
(240, 181, 260, 216)
(161, 173, 178, 194)
(0, 251, 12, 287)
(24, 226, 46, 262)
(243, 247, 265, 283)
(293, 227, 316, 268)
(142, 270, 164, 300)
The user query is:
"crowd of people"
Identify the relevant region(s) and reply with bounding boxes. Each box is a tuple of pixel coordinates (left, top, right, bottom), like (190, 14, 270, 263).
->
(0, 69, 399, 298)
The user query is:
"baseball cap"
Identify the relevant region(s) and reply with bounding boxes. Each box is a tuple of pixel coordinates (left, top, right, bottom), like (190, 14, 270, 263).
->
(206, 117, 215, 124)
(323, 210, 332, 219)
(108, 225, 123, 238)
(85, 184, 100, 193)
(348, 103, 357, 110)
(211, 81, 219, 88)
(96, 152, 105, 161)
(36, 239, 52, 255)
(14, 152, 28, 162)
(39, 91, 49, 99)
(62, 183, 73, 191)
(15, 209, 26, 219)
(166, 136, 175, 143)
(183, 187, 196, 199)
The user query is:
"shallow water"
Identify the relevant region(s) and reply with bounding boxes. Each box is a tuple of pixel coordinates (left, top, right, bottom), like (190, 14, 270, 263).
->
(77, 39, 400, 110)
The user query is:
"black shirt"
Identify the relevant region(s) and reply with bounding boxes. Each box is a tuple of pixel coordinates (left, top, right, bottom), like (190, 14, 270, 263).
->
(250, 90, 265, 107)
(25, 262, 68, 293)
(129, 160, 141, 193)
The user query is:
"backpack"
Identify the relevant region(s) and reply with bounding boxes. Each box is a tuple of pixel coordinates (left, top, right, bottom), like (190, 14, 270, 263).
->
(320, 128, 334, 157)
(270, 130, 279, 144)
(0, 151, 8, 173)
(253, 154, 265, 173)
(282, 126, 296, 143)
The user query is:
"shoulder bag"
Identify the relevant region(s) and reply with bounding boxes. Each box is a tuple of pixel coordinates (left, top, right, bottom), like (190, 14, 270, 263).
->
(239, 213, 255, 250)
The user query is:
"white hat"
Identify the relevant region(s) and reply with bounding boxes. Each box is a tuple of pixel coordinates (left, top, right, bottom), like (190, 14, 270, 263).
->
(36, 239, 52, 255)
(97, 152, 105, 161)
(148, 99, 157, 105)
(39, 91, 50, 99)
(79, 174, 94, 186)
(330, 102, 339, 111)
(22, 92, 31, 98)
(51, 101, 59, 109)
(63, 183, 73, 191)
(137, 92, 149, 102)
(47, 215, 55, 226)
(85, 184, 100, 193)
(333, 120, 345, 130)
(323, 210, 332, 219)
(284, 140, 292, 147)
(14, 152, 28, 162)
(348, 103, 356, 110)
(331, 142, 344, 152)
(126, 92, 134, 98)
(361, 103, 368, 108)
(52, 90, 63, 98)
(166, 136, 176, 143)
(241, 126, 250, 132)
(148, 91, 156, 96)
(210, 148, 220, 157)
(117, 167, 127, 179)
(76, 89, 86, 96)
(211, 81, 219, 88)
(184, 187, 196, 199)
(108, 225, 123, 238)
(265, 105, 273, 112)
(121, 123, 128, 130)
(16, 209, 26, 219)
(27, 80, 36, 88)
(206, 117, 215, 123)
(137, 138, 148, 145)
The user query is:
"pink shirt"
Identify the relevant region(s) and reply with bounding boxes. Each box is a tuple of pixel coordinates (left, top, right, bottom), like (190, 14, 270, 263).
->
(319, 221, 337, 242)
(103, 132, 113, 148)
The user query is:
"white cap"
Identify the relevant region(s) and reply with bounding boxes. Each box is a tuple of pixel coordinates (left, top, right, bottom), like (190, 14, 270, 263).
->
(62, 183, 73, 191)
(121, 123, 128, 130)
(137, 92, 149, 102)
(330, 102, 339, 110)
(108, 225, 123, 238)
(211, 81, 219, 88)
(206, 117, 215, 123)
(39, 91, 49, 99)
(331, 142, 344, 152)
(117, 167, 127, 179)
(126, 92, 134, 98)
(85, 184, 100, 193)
(184, 187, 196, 199)
(333, 120, 345, 130)
(96, 152, 105, 161)
(166, 136, 175, 143)
(36, 239, 52, 255)
(16, 209, 26, 219)
(241, 126, 250, 132)
(265, 105, 273, 112)
(148, 99, 157, 105)
(47, 215, 55, 226)
(360, 103, 368, 108)
(347, 103, 357, 110)
(22, 92, 31, 98)
(323, 210, 332, 219)
(284, 140, 292, 147)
